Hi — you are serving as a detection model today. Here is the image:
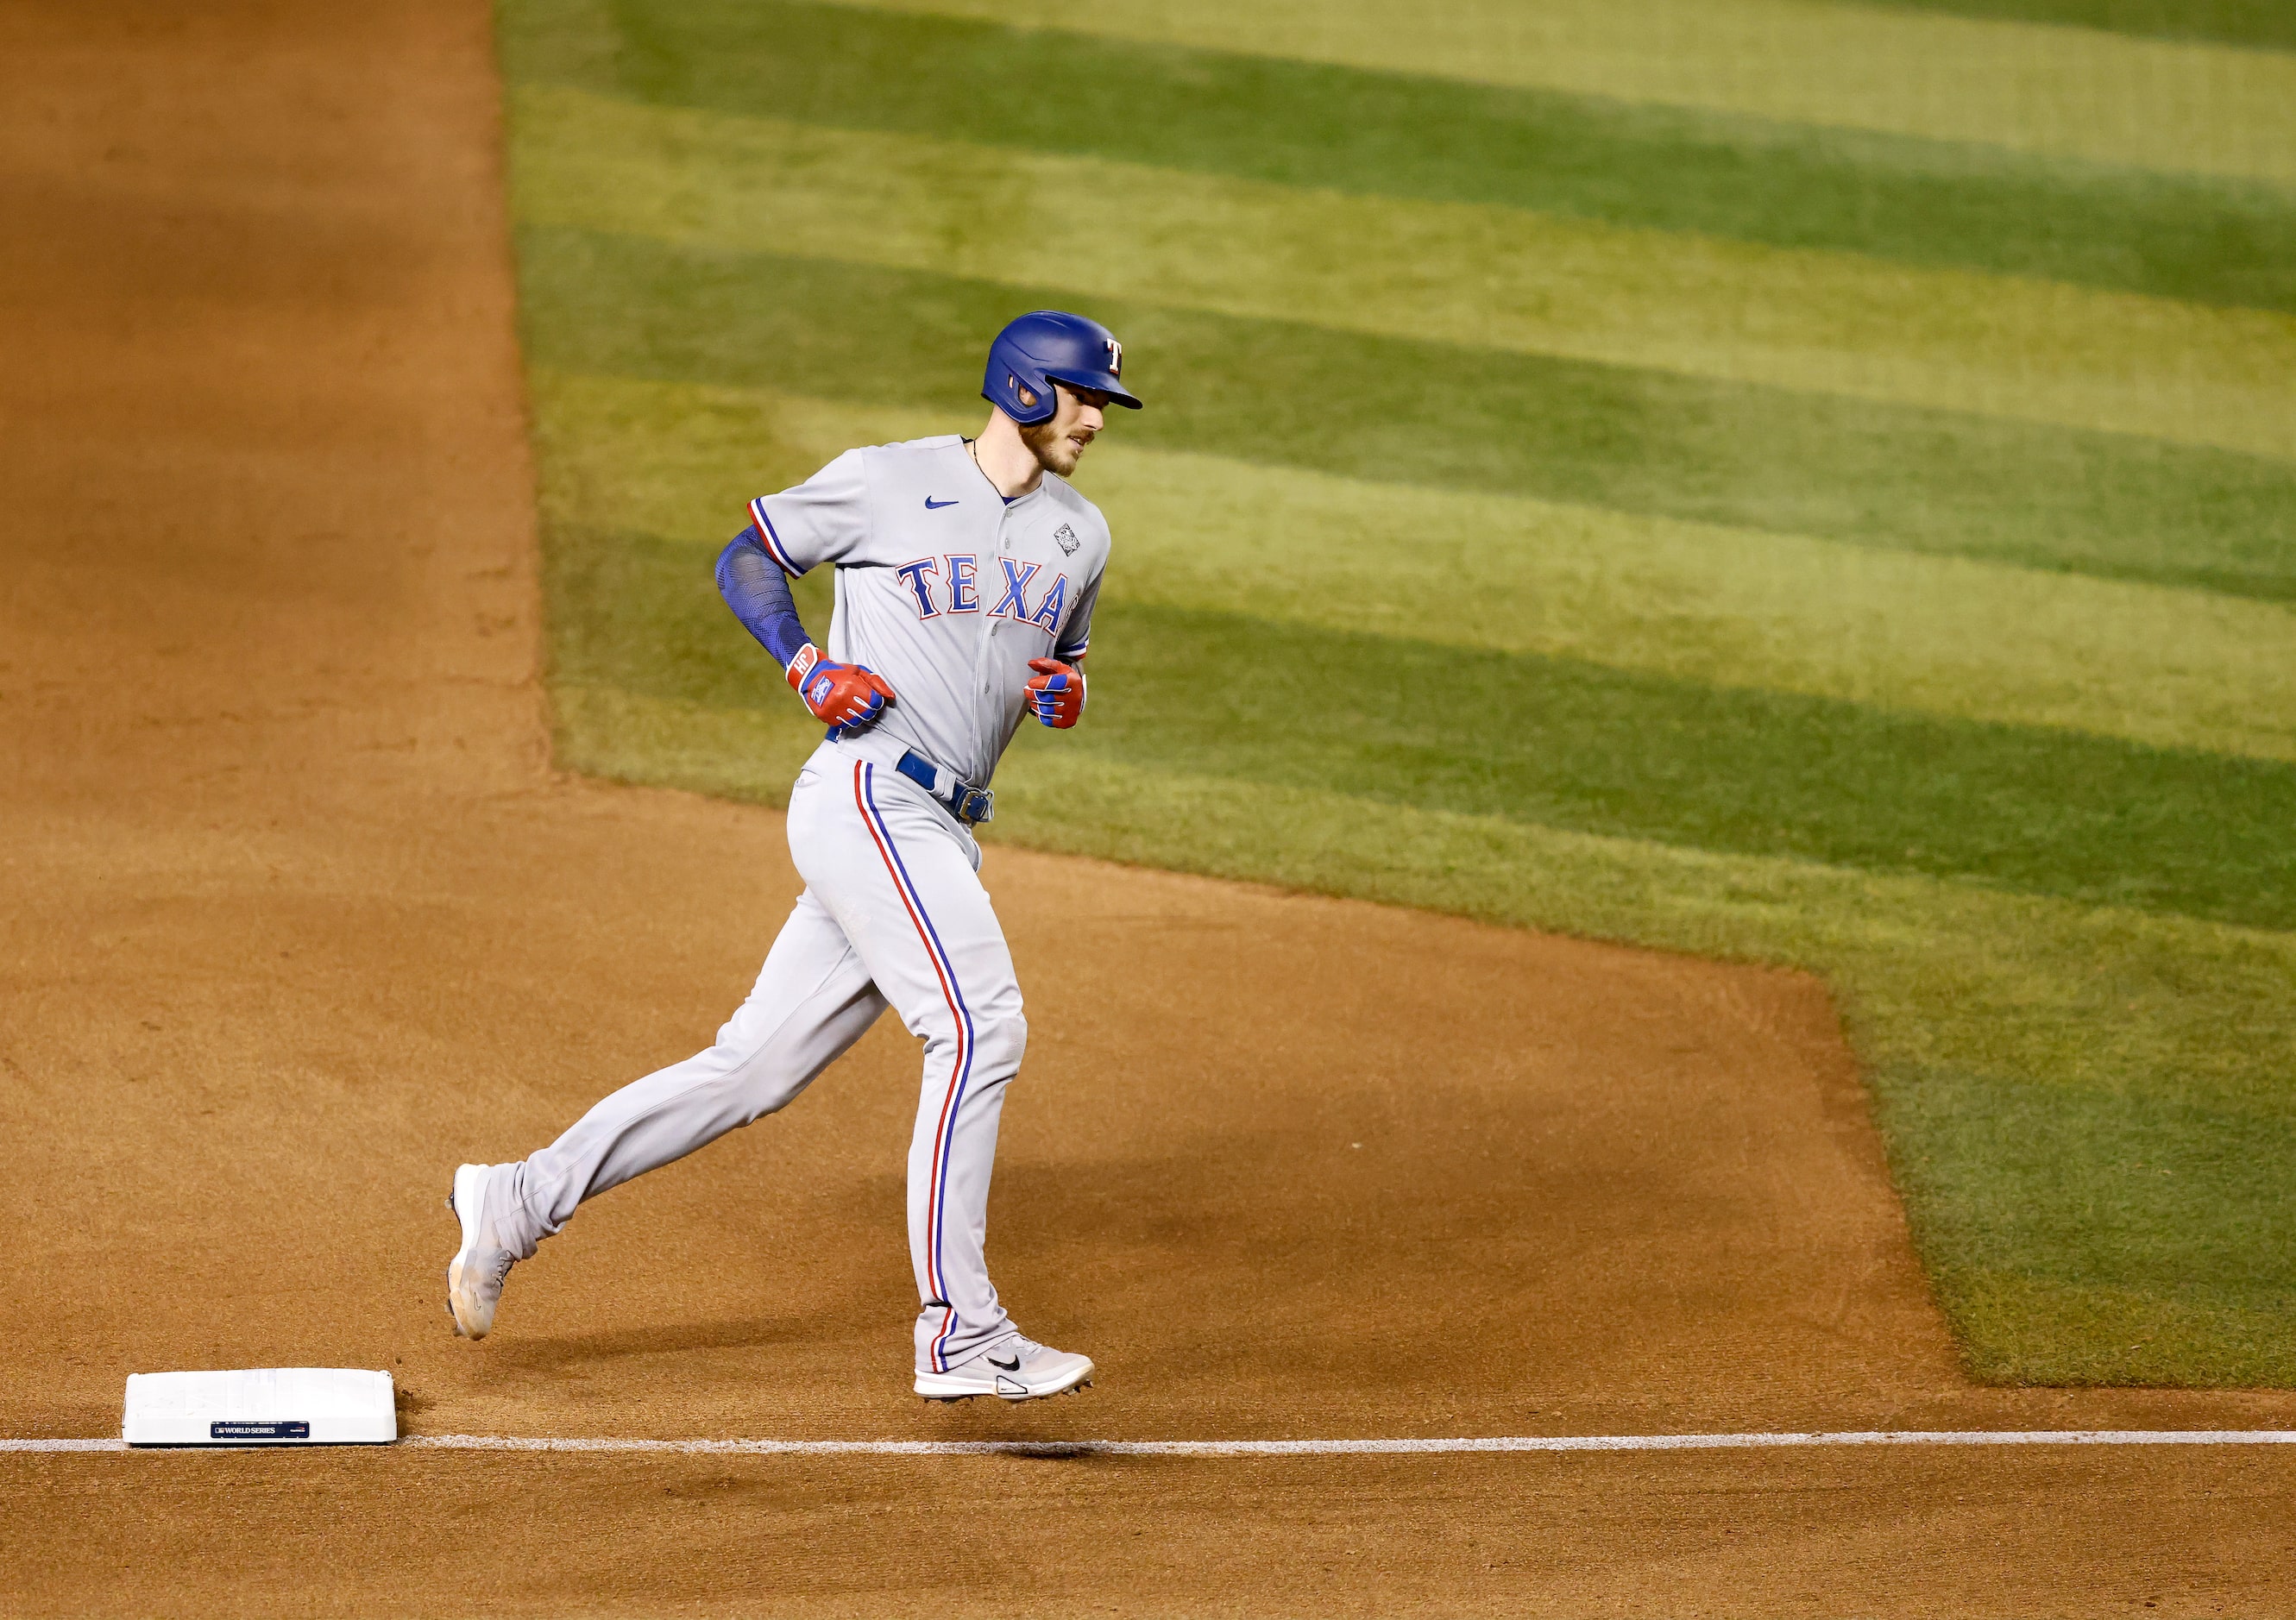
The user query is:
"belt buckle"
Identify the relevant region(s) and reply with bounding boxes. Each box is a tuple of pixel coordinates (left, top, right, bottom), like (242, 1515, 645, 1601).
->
(954, 784, 994, 825)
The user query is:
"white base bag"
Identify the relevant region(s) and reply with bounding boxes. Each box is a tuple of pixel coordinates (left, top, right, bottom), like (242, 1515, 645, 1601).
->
(123, 1368, 398, 1446)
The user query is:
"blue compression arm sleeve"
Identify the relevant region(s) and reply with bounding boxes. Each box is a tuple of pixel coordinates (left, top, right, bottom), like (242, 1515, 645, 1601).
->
(716, 525, 813, 669)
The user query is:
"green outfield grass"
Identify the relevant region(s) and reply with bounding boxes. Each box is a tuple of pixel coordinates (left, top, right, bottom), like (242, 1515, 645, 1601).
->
(500, 0, 2296, 1384)
(789, 0, 2296, 185)
(515, 84, 2296, 460)
(1873, 0, 2296, 52)
(514, 3, 2296, 313)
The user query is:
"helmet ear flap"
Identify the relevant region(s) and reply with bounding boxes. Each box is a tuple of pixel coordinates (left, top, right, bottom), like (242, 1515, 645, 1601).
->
(985, 343, 1057, 425)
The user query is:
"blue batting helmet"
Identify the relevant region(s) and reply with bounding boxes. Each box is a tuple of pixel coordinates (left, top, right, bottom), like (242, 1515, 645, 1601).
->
(982, 311, 1142, 426)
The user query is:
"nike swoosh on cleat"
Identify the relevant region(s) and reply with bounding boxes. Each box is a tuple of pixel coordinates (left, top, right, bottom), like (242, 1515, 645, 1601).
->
(924, 496, 959, 509)
(987, 1354, 1020, 1372)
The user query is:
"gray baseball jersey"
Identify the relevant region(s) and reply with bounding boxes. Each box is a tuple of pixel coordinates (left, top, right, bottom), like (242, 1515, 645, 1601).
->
(747, 435, 1110, 788)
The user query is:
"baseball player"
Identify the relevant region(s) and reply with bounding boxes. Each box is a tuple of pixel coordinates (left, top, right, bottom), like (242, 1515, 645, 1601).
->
(444, 311, 1137, 1402)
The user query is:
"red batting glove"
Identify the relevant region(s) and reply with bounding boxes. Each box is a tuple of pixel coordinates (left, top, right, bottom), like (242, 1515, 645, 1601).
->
(1025, 657, 1085, 728)
(789, 644, 896, 737)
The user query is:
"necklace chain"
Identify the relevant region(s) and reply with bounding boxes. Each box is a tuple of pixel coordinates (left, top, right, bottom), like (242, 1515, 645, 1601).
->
(968, 434, 1040, 499)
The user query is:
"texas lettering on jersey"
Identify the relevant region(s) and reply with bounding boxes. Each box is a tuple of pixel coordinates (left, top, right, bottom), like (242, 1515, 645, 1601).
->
(745, 434, 1110, 789)
(894, 555, 1069, 634)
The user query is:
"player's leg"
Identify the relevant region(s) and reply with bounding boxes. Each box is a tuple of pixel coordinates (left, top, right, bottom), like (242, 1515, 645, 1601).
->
(794, 756, 1091, 1400)
(506, 888, 885, 1243)
(445, 886, 886, 1338)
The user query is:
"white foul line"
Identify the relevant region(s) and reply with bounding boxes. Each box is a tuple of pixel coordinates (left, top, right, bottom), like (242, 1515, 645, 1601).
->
(406, 1430, 2296, 1454)
(8, 1430, 2296, 1456)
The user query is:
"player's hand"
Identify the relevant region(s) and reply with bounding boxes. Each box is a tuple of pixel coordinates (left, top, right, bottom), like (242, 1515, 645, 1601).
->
(1024, 658, 1085, 729)
(789, 644, 896, 736)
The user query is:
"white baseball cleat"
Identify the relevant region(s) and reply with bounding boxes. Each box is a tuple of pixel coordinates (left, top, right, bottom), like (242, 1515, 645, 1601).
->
(915, 1334, 1094, 1402)
(444, 1162, 517, 1341)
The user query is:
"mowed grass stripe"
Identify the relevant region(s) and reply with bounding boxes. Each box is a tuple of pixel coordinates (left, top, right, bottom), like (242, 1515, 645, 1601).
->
(811, 0, 2296, 185)
(538, 489, 2296, 932)
(500, 0, 2296, 316)
(514, 86, 2296, 462)
(538, 373, 2296, 766)
(554, 687, 2296, 1383)
(1898, 1073, 2296, 1329)
(1868, 0, 2296, 53)
(1075, 603, 2296, 932)
(515, 228, 2296, 600)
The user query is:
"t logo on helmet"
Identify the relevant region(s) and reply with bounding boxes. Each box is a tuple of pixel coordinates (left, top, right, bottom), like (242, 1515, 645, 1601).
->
(1104, 339, 1122, 377)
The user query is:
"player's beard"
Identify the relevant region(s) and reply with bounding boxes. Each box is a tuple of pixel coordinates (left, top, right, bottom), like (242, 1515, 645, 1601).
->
(1021, 414, 1090, 477)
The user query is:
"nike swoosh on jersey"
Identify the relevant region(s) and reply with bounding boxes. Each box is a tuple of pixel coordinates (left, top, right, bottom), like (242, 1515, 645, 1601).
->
(924, 496, 959, 510)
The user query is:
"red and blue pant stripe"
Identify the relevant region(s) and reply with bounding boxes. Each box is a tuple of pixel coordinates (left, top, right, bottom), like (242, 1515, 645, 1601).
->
(853, 760, 974, 1372)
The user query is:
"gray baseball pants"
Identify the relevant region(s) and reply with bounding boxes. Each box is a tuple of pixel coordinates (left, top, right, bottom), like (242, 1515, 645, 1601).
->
(492, 745, 1027, 1372)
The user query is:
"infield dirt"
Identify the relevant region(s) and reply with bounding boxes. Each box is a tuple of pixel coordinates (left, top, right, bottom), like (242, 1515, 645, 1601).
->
(3, 2, 2295, 1614)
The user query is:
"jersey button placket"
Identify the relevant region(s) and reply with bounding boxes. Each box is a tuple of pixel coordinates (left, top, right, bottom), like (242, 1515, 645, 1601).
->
(978, 509, 999, 709)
